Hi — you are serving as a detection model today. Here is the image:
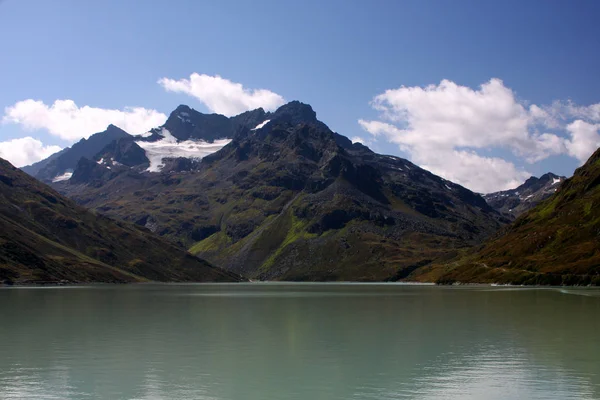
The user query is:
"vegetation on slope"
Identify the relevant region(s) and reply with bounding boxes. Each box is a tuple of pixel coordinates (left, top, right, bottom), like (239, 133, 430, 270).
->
(0, 158, 244, 284)
(419, 148, 600, 285)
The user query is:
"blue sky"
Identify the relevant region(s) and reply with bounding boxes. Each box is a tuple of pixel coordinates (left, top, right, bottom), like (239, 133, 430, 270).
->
(1, 0, 599, 192)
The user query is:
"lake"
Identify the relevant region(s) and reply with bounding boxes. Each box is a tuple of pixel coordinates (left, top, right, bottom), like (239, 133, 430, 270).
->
(0, 283, 599, 399)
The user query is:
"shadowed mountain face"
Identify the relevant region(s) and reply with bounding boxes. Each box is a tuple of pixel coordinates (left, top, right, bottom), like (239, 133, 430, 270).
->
(483, 173, 566, 218)
(22, 125, 131, 183)
(161, 104, 267, 142)
(427, 148, 600, 286)
(53, 101, 507, 281)
(0, 158, 244, 284)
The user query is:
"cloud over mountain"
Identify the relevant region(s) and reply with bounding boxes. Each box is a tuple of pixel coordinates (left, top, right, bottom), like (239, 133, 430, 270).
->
(158, 73, 285, 117)
(359, 78, 600, 193)
(0, 136, 62, 167)
(3, 99, 166, 141)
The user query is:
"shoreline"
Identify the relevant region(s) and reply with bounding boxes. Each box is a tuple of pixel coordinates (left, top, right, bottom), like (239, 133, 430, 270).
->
(2, 280, 599, 289)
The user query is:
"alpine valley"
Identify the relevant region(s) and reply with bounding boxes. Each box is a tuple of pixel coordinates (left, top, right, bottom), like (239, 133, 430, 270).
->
(18, 101, 600, 284)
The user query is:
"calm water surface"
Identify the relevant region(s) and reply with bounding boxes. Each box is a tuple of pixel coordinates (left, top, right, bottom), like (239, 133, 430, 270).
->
(0, 283, 599, 399)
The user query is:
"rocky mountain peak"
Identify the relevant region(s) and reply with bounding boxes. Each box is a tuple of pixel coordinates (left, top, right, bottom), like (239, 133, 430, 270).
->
(271, 101, 318, 125)
(538, 172, 560, 184)
(105, 124, 125, 133)
(521, 175, 541, 190)
(173, 104, 193, 113)
(483, 172, 566, 218)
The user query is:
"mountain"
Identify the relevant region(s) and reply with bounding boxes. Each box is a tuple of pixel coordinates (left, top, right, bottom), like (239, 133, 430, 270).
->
(428, 148, 600, 286)
(21, 147, 69, 177)
(23, 105, 270, 182)
(22, 125, 131, 183)
(53, 101, 507, 281)
(161, 104, 267, 142)
(483, 173, 566, 218)
(0, 157, 244, 284)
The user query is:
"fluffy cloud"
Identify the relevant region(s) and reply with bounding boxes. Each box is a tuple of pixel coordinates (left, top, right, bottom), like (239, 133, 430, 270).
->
(0, 137, 62, 167)
(3, 99, 167, 141)
(565, 120, 600, 162)
(360, 78, 600, 192)
(158, 73, 285, 117)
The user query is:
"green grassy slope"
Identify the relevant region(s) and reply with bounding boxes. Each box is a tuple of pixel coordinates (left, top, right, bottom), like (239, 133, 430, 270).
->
(419, 148, 600, 285)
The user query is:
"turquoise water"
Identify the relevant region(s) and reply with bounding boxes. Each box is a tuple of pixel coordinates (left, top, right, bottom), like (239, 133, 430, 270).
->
(0, 283, 599, 399)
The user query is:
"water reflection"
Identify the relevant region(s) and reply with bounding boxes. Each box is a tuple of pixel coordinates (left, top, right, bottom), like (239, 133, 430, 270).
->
(0, 284, 598, 399)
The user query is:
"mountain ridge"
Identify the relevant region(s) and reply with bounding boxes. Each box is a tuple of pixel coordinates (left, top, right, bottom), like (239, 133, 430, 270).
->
(483, 172, 566, 218)
(22, 125, 131, 183)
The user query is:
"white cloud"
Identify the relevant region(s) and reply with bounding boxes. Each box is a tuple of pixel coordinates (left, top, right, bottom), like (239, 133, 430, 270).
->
(158, 73, 285, 117)
(351, 136, 365, 144)
(565, 102, 600, 122)
(565, 120, 600, 162)
(421, 150, 531, 194)
(360, 78, 600, 193)
(3, 99, 167, 141)
(0, 137, 62, 167)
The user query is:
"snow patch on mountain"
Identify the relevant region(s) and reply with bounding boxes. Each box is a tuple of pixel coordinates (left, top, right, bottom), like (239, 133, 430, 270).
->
(135, 128, 230, 172)
(52, 171, 73, 182)
(252, 120, 270, 130)
(177, 114, 192, 123)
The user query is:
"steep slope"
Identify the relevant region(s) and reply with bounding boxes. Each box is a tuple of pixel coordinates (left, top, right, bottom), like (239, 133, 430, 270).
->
(22, 125, 131, 183)
(56, 101, 506, 281)
(483, 173, 566, 218)
(0, 158, 244, 284)
(429, 148, 600, 285)
(21, 148, 69, 177)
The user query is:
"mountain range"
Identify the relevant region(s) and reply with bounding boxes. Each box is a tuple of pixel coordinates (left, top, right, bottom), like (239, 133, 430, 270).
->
(26, 101, 508, 281)
(18, 101, 596, 285)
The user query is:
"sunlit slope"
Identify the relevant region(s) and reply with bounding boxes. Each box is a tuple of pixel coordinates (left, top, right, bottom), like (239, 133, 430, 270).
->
(423, 147, 600, 285)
